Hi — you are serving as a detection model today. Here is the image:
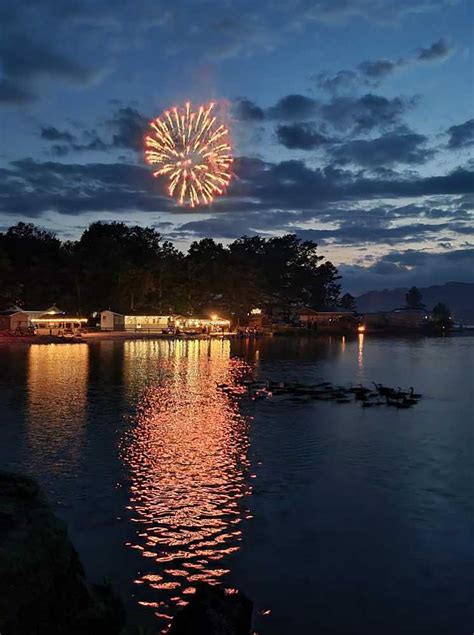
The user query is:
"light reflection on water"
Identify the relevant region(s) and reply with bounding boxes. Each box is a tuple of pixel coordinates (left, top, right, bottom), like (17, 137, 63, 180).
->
(119, 339, 252, 626)
(27, 344, 89, 481)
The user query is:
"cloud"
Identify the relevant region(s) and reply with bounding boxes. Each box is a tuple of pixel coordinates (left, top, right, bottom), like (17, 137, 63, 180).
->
(40, 127, 76, 144)
(267, 94, 319, 121)
(0, 38, 97, 84)
(108, 107, 150, 151)
(292, 0, 460, 26)
(417, 38, 451, 61)
(39, 106, 149, 155)
(316, 39, 453, 93)
(0, 3, 103, 106)
(315, 70, 359, 94)
(321, 94, 412, 133)
(358, 58, 404, 80)
(1, 154, 472, 223)
(330, 131, 434, 167)
(40, 125, 108, 155)
(446, 119, 474, 149)
(233, 99, 265, 122)
(0, 79, 37, 104)
(244, 91, 413, 147)
(341, 247, 474, 294)
(276, 123, 331, 150)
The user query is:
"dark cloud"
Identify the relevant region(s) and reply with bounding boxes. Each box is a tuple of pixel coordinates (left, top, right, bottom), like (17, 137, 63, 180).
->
(315, 70, 358, 94)
(358, 58, 403, 79)
(276, 123, 331, 150)
(341, 247, 474, 295)
(245, 91, 412, 137)
(0, 158, 168, 217)
(446, 119, 474, 149)
(1, 154, 472, 223)
(0, 79, 36, 104)
(108, 107, 150, 151)
(316, 39, 452, 93)
(40, 125, 107, 155)
(41, 127, 76, 144)
(172, 209, 300, 240)
(417, 38, 451, 61)
(39, 106, 148, 155)
(168, 195, 473, 248)
(233, 99, 265, 122)
(321, 94, 412, 133)
(267, 94, 319, 121)
(0, 38, 97, 84)
(298, 221, 473, 246)
(330, 131, 434, 167)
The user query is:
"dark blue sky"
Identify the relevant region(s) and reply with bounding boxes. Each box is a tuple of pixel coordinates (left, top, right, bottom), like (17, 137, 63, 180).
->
(0, 0, 473, 293)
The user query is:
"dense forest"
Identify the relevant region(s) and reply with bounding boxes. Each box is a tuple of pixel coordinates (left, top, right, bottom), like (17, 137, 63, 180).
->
(0, 222, 343, 321)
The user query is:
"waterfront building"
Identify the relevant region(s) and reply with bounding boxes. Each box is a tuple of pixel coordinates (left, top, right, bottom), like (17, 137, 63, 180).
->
(99, 311, 231, 334)
(362, 308, 431, 331)
(298, 308, 358, 329)
(100, 310, 125, 331)
(31, 311, 88, 336)
(0, 305, 62, 333)
(0, 308, 31, 332)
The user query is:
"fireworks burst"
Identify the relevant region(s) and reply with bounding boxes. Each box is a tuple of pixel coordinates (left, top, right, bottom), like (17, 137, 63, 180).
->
(144, 101, 233, 207)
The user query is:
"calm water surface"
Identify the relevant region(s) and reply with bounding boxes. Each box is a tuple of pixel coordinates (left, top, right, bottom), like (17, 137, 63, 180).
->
(1, 335, 473, 634)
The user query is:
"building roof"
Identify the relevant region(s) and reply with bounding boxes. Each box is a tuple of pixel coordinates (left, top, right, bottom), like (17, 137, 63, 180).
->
(391, 308, 429, 314)
(33, 314, 88, 322)
(0, 309, 27, 316)
(299, 307, 356, 315)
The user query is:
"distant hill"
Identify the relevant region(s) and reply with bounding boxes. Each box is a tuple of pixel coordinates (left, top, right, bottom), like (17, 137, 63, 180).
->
(355, 282, 474, 324)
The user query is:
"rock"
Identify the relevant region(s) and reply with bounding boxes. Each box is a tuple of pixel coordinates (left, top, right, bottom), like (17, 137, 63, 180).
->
(0, 471, 126, 635)
(168, 583, 253, 635)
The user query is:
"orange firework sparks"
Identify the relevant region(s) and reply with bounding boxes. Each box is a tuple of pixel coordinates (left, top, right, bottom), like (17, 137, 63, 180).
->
(144, 101, 233, 207)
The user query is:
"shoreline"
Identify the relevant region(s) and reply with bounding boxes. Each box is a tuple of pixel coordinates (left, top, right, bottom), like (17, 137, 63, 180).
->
(0, 328, 472, 345)
(0, 331, 236, 345)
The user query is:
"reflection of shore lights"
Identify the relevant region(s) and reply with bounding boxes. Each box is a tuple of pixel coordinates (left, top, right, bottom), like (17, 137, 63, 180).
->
(357, 325, 366, 333)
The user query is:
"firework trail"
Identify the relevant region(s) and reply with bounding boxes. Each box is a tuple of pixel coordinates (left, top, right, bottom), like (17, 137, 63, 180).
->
(145, 102, 233, 207)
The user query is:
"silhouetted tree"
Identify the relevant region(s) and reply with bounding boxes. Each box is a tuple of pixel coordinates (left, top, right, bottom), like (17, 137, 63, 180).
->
(0, 224, 342, 320)
(339, 293, 356, 310)
(0, 223, 67, 308)
(405, 286, 425, 309)
(432, 302, 451, 329)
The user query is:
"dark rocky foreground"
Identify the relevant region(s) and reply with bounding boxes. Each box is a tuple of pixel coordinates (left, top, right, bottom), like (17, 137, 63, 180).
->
(0, 471, 125, 635)
(0, 472, 252, 635)
(169, 584, 253, 635)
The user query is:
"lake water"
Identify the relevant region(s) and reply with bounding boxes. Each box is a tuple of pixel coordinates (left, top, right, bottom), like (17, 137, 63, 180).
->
(1, 335, 473, 634)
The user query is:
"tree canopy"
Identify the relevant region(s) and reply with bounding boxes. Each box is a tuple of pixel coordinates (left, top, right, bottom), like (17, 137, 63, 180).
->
(0, 222, 341, 321)
(405, 286, 425, 309)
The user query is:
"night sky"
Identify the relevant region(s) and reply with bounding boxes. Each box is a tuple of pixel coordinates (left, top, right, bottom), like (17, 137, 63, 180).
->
(1, 0, 473, 293)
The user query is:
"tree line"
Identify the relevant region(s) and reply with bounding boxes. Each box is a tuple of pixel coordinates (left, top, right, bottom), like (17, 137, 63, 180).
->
(0, 222, 346, 321)
(405, 286, 452, 327)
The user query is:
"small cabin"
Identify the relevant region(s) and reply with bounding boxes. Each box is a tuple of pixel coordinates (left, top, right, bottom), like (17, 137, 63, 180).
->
(100, 310, 125, 331)
(0, 309, 31, 332)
